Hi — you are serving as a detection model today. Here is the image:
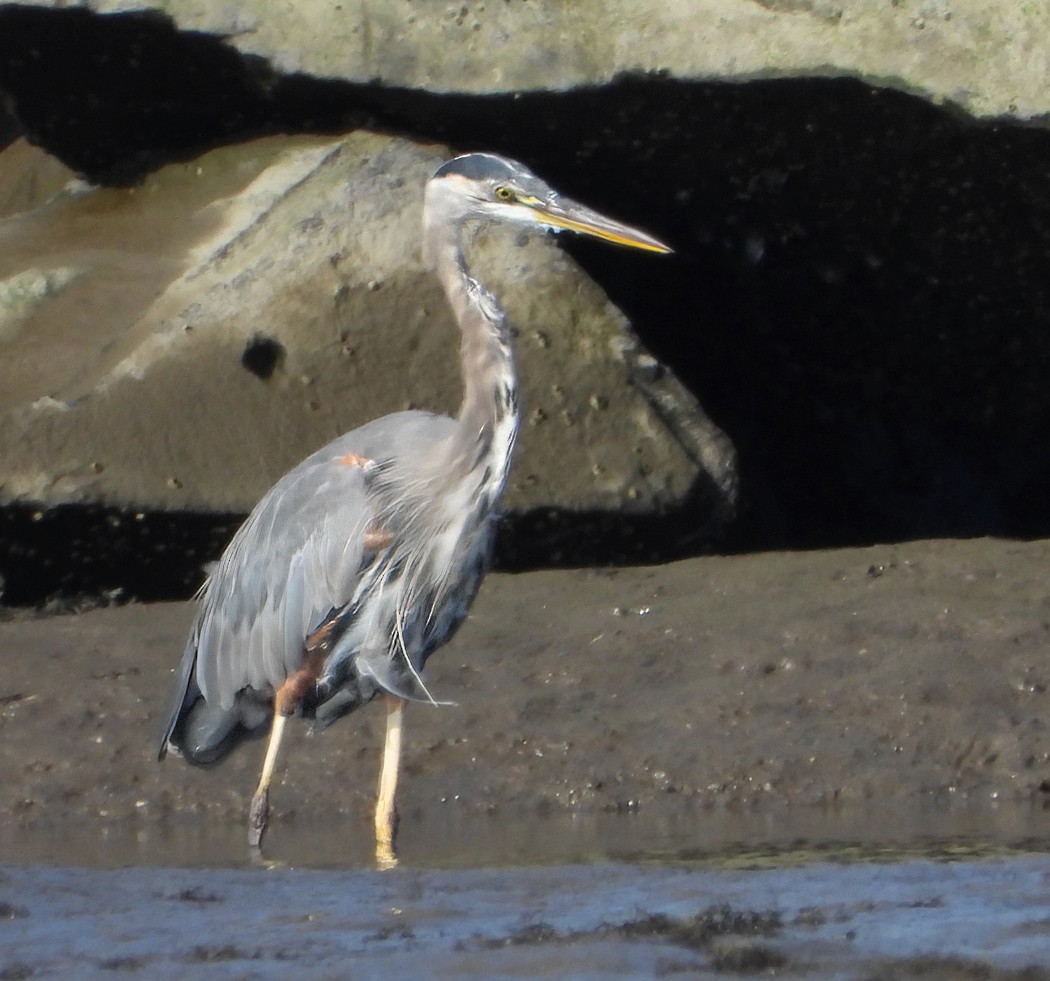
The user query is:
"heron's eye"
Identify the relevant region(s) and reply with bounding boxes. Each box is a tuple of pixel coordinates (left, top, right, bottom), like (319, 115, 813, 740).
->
(494, 185, 515, 202)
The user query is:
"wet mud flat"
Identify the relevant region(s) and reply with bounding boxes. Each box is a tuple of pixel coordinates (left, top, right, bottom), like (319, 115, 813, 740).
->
(2, 855, 1050, 979)
(3, 537, 1050, 831)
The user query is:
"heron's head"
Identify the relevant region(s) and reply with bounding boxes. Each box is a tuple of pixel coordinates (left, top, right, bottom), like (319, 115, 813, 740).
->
(425, 153, 672, 256)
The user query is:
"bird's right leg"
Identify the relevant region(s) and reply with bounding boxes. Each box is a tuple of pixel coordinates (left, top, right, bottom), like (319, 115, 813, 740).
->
(375, 694, 405, 869)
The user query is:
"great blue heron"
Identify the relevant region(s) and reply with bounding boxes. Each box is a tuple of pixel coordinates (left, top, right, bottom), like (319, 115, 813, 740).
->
(158, 152, 671, 866)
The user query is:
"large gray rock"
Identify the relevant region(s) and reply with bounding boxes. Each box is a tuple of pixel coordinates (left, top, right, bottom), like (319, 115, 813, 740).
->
(2, 1, 1041, 555)
(0, 132, 736, 523)
(2, 0, 1044, 120)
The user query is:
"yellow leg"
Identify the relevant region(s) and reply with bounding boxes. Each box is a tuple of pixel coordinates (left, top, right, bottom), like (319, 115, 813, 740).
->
(248, 710, 288, 854)
(375, 695, 404, 869)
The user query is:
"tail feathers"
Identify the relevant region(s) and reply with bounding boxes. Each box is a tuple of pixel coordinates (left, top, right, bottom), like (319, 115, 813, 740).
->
(164, 690, 271, 767)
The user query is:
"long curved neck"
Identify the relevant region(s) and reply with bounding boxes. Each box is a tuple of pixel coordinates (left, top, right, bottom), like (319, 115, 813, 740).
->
(425, 216, 519, 484)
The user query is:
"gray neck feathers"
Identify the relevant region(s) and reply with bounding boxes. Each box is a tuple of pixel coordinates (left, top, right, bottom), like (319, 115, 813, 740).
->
(424, 214, 520, 481)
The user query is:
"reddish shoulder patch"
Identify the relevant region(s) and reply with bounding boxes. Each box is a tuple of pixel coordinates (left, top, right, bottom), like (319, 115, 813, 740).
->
(338, 452, 371, 469)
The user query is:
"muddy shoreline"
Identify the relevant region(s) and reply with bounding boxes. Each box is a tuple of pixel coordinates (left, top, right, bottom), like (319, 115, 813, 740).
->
(1, 537, 1048, 854)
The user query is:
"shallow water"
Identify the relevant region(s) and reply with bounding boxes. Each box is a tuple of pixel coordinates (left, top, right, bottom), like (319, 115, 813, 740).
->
(3, 805, 1050, 979)
(4, 799, 1050, 870)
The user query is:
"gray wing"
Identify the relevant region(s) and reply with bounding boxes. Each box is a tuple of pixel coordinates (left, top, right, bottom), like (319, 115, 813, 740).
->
(190, 410, 454, 710)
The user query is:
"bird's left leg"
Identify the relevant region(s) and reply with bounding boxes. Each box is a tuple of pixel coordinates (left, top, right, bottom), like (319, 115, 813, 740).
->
(248, 649, 324, 856)
(375, 694, 405, 869)
(248, 707, 287, 854)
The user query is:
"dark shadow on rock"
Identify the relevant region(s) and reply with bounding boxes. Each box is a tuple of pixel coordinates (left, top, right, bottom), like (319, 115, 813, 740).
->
(365, 80, 1050, 550)
(3, 4, 1050, 561)
(0, 5, 369, 181)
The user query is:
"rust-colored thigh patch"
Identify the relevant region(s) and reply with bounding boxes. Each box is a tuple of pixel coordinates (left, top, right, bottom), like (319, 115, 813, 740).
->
(274, 647, 326, 716)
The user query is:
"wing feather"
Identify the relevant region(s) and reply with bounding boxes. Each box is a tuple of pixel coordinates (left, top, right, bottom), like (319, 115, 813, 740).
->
(193, 437, 373, 707)
(190, 411, 455, 710)
(280, 552, 307, 679)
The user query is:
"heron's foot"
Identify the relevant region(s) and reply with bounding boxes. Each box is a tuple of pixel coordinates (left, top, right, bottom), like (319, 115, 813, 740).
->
(248, 786, 270, 851)
(375, 839, 399, 870)
(249, 848, 287, 871)
(375, 806, 399, 870)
